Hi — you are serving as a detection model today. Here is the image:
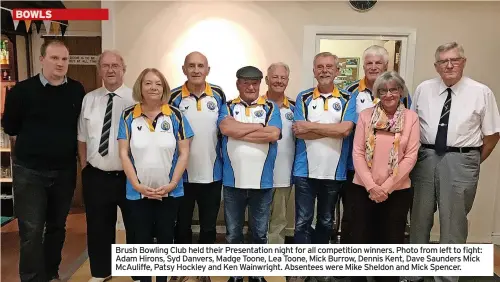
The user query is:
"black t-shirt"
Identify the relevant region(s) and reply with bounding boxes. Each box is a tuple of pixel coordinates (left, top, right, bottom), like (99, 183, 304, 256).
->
(1, 74, 85, 170)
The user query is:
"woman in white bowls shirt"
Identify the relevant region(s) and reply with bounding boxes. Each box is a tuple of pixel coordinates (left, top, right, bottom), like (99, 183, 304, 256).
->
(118, 68, 193, 282)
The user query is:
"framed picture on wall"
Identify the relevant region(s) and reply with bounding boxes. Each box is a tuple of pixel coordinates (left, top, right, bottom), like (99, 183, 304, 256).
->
(335, 57, 360, 89)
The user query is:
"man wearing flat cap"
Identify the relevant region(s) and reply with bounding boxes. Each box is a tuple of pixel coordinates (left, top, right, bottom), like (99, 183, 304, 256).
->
(218, 66, 282, 282)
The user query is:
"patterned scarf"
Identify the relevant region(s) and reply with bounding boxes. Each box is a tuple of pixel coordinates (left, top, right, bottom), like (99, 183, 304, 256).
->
(365, 102, 406, 176)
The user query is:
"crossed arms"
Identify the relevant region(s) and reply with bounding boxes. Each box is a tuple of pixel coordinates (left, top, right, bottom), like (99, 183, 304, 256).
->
(219, 116, 280, 143)
(292, 120, 354, 140)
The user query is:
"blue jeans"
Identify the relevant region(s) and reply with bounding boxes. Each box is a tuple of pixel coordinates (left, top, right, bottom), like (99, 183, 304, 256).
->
(294, 176, 343, 244)
(224, 186, 273, 279)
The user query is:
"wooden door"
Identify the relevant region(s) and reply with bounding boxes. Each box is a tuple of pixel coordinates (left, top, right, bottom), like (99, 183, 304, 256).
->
(43, 36, 102, 208)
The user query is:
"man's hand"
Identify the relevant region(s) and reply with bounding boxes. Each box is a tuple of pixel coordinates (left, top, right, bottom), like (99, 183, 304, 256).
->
(155, 182, 177, 197)
(369, 186, 388, 203)
(134, 184, 162, 200)
(292, 121, 311, 135)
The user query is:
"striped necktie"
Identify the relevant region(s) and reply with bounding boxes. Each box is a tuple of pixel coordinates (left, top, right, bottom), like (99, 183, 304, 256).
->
(435, 88, 452, 155)
(98, 93, 116, 156)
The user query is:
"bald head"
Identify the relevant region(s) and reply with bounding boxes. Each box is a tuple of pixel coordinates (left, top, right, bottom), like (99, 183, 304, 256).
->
(184, 51, 208, 66)
(182, 51, 210, 87)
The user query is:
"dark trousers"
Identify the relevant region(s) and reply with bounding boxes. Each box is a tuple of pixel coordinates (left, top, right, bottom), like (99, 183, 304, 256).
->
(339, 170, 355, 244)
(12, 162, 76, 282)
(174, 181, 222, 244)
(294, 177, 343, 244)
(128, 197, 180, 282)
(82, 164, 134, 278)
(346, 182, 412, 282)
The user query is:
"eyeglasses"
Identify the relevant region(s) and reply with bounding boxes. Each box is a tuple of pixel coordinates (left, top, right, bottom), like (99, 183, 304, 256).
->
(435, 57, 464, 67)
(378, 87, 400, 95)
(101, 64, 122, 71)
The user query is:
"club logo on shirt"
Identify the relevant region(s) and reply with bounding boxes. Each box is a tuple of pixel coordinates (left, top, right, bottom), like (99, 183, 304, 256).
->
(285, 112, 294, 121)
(360, 99, 365, 103)
(206, 101, 217, 111)
(254, 110, 265, 118)
(161, 120, 171, 131)
(333, 102, 341, 112)
(182, 105, 189, 112)
(234, 111, 239, 115)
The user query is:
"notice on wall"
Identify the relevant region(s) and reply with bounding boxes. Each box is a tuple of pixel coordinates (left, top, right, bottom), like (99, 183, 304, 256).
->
(69, 55, 98, 65)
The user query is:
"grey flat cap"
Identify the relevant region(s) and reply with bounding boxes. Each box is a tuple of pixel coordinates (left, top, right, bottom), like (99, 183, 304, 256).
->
(236, 66, 263, 79)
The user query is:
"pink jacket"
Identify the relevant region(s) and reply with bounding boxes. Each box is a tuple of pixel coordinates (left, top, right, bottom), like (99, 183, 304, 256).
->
(352, 108, 420, 193)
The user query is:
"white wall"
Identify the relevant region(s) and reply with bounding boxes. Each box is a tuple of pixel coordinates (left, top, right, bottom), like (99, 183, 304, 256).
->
(107, 1, 500, 242)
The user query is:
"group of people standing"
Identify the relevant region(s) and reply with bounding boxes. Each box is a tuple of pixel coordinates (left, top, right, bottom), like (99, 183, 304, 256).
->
(2, 38, 499, 282)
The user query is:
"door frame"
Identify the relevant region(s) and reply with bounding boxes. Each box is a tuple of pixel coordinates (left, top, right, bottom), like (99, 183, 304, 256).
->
(302, 26, 417, 91)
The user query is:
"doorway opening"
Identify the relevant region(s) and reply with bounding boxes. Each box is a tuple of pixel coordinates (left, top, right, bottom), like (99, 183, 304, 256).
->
(319, 39, 402, 89)
(301, 26, 417, 92)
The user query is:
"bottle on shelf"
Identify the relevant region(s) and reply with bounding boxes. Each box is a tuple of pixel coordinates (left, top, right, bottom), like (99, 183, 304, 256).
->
(0, 41, 5, 64)
(4, 40, 9, 65)
(2, 69, 8, 81)
(0, 128, 9, 148)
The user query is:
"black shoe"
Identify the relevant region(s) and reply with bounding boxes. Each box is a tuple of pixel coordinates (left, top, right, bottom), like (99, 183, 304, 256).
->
(227, 278, 243, 282)
(249, 278, 267, 282)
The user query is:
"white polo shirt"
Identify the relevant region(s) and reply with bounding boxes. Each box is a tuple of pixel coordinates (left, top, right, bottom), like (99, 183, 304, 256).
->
(412, 76, 500, 147)
(170, 82, 225, 184)
(118, 104, 194, 199)
(293, 87, 355, 181)
(218, 96, 282, 189)
(77, 84, 135, 171)
(263, 95, 295, 188)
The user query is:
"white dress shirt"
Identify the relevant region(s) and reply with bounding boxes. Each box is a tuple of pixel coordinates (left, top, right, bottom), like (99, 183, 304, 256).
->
(78, 84, 135, 171)
(411, 76, 500, 147)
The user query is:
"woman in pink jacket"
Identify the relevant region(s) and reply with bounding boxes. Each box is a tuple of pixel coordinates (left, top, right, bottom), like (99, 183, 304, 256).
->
(349, 71, 420, 282)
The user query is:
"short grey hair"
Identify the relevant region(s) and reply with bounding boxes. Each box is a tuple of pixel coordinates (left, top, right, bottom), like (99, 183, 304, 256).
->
(372, 71, 409, 99)
(97, 50, 126, 70)
(363, 45, 389, 64)
(435, 42, 465, 62)
(313, 52, 339, 68)
(267, 62, 290, 77)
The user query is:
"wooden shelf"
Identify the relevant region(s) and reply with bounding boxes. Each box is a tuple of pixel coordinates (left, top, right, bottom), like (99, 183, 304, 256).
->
(0, 148, 10, 152)
(0, 178, 12, 183)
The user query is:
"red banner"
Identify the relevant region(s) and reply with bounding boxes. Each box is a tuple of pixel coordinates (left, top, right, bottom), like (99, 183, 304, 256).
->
(12, 9, 109, 21)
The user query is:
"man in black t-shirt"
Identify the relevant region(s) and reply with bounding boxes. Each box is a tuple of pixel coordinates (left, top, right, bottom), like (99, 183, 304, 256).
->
(2, 39, 85, 282)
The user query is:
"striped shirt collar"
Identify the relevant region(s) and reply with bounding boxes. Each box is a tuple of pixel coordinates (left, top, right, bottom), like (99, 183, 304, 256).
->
(181, 82, 213, 98)
(263, 92, 291, 108)
(132, 103, 172, 119)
